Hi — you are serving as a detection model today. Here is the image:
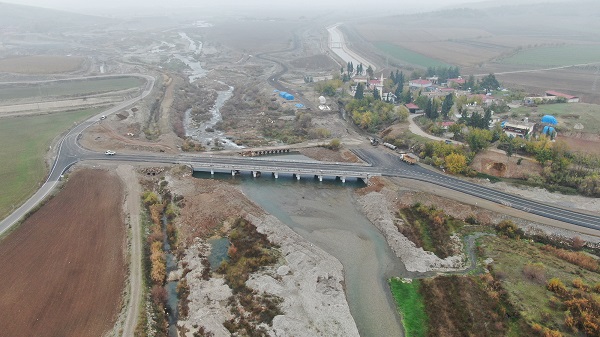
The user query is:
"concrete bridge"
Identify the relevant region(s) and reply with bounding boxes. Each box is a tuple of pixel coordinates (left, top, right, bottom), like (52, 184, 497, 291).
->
(190, 161, 378, 183)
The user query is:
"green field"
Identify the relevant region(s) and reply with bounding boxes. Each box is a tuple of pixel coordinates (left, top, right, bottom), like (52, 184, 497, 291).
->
(0, 107, 104, 220)
(499, 45, 600, 66)
(0, 77, 144, 100)
(374, 42, 451, 68)
(510, 103, 600, 135)
(389, 278, 427, 337)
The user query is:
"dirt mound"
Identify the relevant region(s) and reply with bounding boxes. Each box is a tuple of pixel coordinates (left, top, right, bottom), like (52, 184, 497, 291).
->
(470, 150, 541, 179)
(489, 162, 507, 174)
(0, 169, 126, 337)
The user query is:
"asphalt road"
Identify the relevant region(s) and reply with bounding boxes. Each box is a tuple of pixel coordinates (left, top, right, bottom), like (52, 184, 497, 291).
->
(0, 74, 155, 237)
(2, 75, 600, 237)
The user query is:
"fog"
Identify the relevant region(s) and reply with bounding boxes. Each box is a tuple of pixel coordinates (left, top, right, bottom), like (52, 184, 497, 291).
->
(0, 0, 572, 16)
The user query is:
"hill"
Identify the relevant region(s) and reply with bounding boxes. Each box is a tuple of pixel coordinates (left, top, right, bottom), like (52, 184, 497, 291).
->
(0, 2, 113, 32)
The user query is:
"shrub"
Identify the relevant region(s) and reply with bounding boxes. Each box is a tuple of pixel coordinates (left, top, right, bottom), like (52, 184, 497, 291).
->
(572, 278, 587, 290)
(523, 263, 546, 284)
(151, 285, 167, 306)
(496, 220, 524, 239)
(547, 278, 567, 295)
(542, 245, 599, 272)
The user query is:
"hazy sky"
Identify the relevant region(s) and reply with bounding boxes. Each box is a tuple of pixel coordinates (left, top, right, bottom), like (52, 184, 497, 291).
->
(1, 0, 576, 17)
(0, 0, 522, 13)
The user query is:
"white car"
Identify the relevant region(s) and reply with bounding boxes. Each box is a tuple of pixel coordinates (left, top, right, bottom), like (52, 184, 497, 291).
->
(104, 150, 116, 155)
(100, 115, 106, 120)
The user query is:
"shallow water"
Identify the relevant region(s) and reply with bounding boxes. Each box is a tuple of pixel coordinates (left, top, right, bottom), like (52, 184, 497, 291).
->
(194, 165, 408, 337)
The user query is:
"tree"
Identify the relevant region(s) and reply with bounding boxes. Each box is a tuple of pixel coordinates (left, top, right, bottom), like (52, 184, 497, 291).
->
(445, 153, 467, 174)
(403, 90, 412, 104)
(448, 123, 463, 139)
(329, 138, 341, 150)
(394, 84, 403, 102)
(441, 94, 454, 119)
(366, 65, 374, 79)
(480, 73, 500, 91)
(465, 75, 475, 91)
(415, 95, 428, 110)
(373, 87, 380, 100)
(506, 137, 515, 162)
(354, 83, 364, 99)
(465, 127, 492, 153)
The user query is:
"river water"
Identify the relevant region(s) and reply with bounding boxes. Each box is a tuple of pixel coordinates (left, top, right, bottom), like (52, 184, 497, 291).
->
(195, 169, 408, 337)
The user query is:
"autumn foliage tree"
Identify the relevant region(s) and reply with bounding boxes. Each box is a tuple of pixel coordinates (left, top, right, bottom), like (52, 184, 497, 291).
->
(445, 152, 467, 174)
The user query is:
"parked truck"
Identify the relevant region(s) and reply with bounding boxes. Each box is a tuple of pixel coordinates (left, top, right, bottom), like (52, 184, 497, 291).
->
(401, 153, 418, 165)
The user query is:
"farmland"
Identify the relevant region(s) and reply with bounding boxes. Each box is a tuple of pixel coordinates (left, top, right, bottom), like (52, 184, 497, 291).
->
(374, 42, 450, 68)
(498, 45, 600, 67)
(0, 55, 85, 74)
(0, 169, 126, 337)
(0, 107, 104, 220)
(0, 77, 144, 101)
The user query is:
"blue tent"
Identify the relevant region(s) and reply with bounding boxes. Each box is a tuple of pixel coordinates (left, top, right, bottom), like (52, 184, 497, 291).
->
(541, 115, 558, 125)
(284, 94, 294, 100)
(279, 91, 288, 98)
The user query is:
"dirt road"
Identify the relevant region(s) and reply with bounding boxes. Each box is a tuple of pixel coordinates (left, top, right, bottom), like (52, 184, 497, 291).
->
(116, 165, 143, 337)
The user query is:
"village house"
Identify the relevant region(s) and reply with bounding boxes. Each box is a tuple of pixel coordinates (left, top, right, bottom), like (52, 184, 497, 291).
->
(545, 90, 580, 103)
(409, 78, 433, 89)
(502, 120, 534, 138)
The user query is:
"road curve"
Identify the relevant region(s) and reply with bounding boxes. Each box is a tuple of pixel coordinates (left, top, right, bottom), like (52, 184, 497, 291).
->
(0, 73, 155, 237)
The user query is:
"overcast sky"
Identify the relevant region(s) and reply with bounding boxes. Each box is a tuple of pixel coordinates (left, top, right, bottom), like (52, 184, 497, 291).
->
(0, 0, 545, 14)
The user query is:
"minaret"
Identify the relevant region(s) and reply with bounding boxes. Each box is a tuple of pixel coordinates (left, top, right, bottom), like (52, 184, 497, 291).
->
(379, 73, 384, 100)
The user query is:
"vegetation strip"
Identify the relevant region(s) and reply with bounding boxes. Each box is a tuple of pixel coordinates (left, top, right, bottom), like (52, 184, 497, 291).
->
(389, 279, 427, 337)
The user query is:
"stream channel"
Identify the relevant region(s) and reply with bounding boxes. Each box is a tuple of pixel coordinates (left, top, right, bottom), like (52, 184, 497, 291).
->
(195, 159, 415, 337)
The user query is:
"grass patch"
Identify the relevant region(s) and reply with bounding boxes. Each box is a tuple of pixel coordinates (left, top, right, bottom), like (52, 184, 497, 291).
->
(0, 107, 104, 220)
(0, 77, 144, 100)
(476, 172, 502, 183)
(374, 42, 451, 68)
(499, 44, 600, 67)
(508, 103, 600, 136)
(389, 279, 427, 337)
(398, 204, 464, 258)
(480, 235, 600, 332)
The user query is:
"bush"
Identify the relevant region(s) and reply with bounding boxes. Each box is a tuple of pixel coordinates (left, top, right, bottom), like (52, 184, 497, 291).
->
(542, 245, 599, 272)
(496, 220, 524, 239)
(523, 263, 546, 284)
(547, 278, 567, 295)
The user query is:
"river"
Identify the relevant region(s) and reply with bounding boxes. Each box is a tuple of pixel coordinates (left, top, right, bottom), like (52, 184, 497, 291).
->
(196, 169, 408, 336)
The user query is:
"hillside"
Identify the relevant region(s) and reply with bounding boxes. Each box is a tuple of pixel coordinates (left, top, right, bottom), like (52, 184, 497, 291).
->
(0, 2, 112, 32)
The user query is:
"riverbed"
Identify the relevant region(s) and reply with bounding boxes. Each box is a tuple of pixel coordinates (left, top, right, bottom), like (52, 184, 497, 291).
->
(234, 174, 408, 337)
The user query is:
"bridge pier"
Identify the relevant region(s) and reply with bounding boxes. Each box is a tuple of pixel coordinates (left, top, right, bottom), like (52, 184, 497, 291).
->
(273, 172, 278, 179)
(210, 169, 214, 175)
(341, 176, 346, 183)
(252, 171, 258, 178)
(318, 175, 323, 182)
(232, 170, 235, 176)
(296, 174, 301, 180)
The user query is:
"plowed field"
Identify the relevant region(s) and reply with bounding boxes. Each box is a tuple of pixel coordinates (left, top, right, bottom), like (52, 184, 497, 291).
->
(0, 169, 126, 337)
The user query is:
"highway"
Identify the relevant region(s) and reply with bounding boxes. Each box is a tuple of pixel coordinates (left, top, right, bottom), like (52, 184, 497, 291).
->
(0, 74, 155, 237)
(1, 73, 600, 237)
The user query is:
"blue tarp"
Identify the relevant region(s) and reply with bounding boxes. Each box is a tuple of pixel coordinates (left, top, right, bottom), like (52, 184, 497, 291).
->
(542, 126, 556, 135)
(284, 94, 294, 100)
(295, 103, 304, 108)
(541, 115, 558, 125)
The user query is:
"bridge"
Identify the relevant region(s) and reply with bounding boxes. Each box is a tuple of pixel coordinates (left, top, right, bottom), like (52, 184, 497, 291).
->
(190, 160, 378, 182)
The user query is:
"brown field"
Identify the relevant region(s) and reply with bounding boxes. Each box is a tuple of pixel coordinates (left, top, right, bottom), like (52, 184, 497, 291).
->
(0, 169, 126, 337)
(0, 55, 85, 74)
